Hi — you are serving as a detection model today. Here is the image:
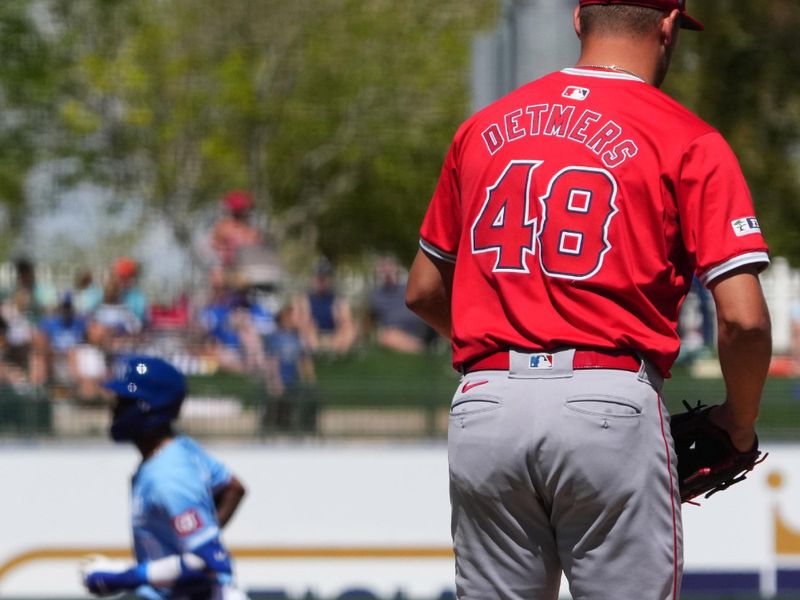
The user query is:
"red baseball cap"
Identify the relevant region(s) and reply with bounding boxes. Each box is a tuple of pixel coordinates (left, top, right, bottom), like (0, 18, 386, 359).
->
(223, 189, 254, 214)
(578, 0, 703, 31)
(113, 256, 139, 279)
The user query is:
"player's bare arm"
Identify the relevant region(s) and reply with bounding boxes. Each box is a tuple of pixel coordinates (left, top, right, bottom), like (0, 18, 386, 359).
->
(708, 265, 772, 451)
(406, 249, 454, 340)
(215, 475, 247, 528)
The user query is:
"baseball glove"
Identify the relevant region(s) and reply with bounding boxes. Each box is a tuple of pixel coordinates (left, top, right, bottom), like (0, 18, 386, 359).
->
(670, 400, 767, 504)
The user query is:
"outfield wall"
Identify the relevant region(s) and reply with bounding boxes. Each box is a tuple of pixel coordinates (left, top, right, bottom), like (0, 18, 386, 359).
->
(2, 441, 800, 599)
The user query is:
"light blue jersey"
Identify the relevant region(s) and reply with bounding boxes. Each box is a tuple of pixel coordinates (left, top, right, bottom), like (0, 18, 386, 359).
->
(131, 436, 234, 599)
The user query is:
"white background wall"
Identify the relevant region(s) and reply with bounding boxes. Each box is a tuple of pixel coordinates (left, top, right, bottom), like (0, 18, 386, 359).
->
(3, 441, 800, 598)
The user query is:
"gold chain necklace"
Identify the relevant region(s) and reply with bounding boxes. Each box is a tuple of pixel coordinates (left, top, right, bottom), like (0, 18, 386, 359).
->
(576, 64, 644, 81)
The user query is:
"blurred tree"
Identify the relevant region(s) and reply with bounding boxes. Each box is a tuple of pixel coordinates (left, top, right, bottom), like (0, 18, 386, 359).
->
(3, 0, 798, 270)
(0, 2, 61, 250)
(42, 0, 496, 267)
(666, 0, 800, 264)
(271, 1, 497, 265)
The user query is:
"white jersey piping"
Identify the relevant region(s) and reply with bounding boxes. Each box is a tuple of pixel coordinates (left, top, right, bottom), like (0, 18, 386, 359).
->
(561, 67, 644, 82)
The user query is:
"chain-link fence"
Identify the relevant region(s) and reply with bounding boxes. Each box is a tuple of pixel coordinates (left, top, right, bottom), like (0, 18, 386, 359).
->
(1, 344, 798, 441)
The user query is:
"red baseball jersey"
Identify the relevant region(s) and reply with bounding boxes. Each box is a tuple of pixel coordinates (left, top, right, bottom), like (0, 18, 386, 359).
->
(419, 67, 769, 377)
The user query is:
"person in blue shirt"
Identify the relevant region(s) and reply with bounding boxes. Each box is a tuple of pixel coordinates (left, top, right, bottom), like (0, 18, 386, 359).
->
(112, 257, 150, 325)
(38, 293, 87, 354)
(80, 355, 248, 599)
(199, 269, 275, 374)
(263, 304, 316, 433)
(37, 292, 104, 400)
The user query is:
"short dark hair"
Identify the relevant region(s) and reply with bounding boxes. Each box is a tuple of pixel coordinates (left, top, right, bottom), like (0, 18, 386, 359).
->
(14, 257, 34, 276)
(580, 5, 667, 37)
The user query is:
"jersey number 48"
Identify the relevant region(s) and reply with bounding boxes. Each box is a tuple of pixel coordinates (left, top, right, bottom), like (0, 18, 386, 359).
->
(471, 160, 618, 280)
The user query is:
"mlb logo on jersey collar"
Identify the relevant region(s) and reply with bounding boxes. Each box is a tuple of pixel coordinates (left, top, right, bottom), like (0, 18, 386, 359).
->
(562, 86, 590, 101)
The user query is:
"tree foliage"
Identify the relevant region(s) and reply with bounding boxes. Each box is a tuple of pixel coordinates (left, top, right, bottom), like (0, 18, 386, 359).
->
(29, 0, 496, 266)
(666, 0, 800, 263)
(0, 0, 798, 269)
(0, 1, 61, 235)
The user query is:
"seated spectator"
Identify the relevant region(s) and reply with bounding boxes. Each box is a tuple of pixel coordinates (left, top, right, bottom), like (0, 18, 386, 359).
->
(792, 298, 800, 375)
(263, 303, 316, 433)
(111, 257, 149, 325)
(73, 269, 103, 317)
(0, 313, 46, 432)
(210, 190, 263, 268)
(1, 258, 58, 385)
(293, 258, 357, 356)
(90, 278, 142, 354)
(71, 320, 109, 401)
(367, 255, 434, 354)
(10, 257, 58, 319)
(198, 268, 274, 374)
(0, 314, 27, 387)
(37, 293, 107, 402)
(38, 293, 87, 384)
(1, 287, 38, 383)
(148, 294, 190, 330)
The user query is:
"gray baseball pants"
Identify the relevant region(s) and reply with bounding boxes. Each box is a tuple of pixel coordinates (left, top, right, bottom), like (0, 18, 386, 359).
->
(448, 349, 682, 599)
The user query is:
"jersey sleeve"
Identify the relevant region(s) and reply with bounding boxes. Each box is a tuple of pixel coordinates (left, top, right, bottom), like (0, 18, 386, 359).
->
(154, 478, 222, 552)
(152, 440, 231, 553)
(676, 132, 769, 286)
(419, 143, 462, 263)
(185, 437, 232, 493)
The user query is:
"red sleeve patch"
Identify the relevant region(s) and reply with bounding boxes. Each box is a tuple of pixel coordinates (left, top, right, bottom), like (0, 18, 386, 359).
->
(172, 508, 203, 536)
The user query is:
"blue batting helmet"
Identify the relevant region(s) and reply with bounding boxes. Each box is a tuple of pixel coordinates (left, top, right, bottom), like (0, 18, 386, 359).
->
(104, 355, 187, 442)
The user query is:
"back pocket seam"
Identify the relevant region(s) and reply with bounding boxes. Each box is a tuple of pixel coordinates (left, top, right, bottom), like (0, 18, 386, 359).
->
(565, 395, 642, 418)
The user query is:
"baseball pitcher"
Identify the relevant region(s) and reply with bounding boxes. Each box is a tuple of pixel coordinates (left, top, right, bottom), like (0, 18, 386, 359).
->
(406, 1, 772, 598)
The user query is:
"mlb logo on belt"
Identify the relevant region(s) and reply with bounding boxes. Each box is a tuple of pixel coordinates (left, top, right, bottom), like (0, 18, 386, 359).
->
(529, 353, 554, 370)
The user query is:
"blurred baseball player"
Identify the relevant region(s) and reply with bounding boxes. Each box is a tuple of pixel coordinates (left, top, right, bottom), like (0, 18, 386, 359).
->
(80, 355, 248, 600)
(406, 1, 772, 598)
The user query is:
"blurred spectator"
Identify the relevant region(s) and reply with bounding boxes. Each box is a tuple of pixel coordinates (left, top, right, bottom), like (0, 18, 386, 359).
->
(676, 277, 714, 365)
(10, 257, 58, 319)
(0, 313, 47, 432)
(37, 293, 108, 401)
(111, 257, 149, 325)
(0, 313, 27, 386)
(208, 190, 286, 311)
(211, 190, 263, 268)
(792, 297, 800, 375)
(39, 293, 86, 352)
(0, 258, 58, 385)
(692, 276, 715, 350)
(0, 314, 9, 382)
(70, 321, 108, 402)
(199, 269, 241, 372)
(293, 258, 358, 356)
(38, 293, 87, 383)
(263, 303, 316, 433)
(73, 269, 103, 316)
(367, 255, 434, 353)
(199, 268, 274, 374)
(91, 278, 142, 353)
